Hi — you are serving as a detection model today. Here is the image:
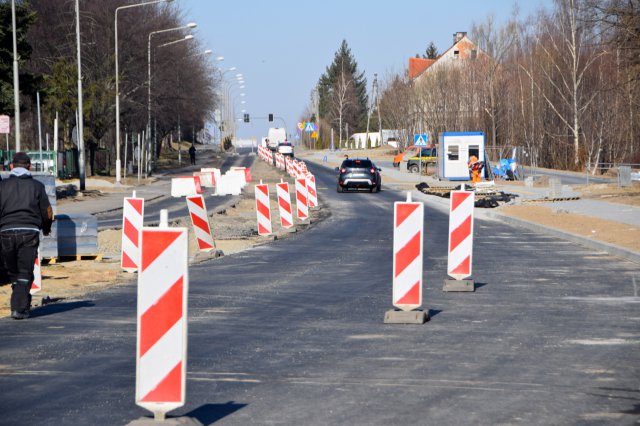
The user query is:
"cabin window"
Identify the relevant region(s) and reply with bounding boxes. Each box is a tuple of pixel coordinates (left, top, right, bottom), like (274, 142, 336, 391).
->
(454, 50, 460, 58)
(448, 145, 459, 161)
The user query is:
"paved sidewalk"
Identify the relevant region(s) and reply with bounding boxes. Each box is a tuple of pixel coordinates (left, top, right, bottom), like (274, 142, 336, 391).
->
(298, 149, 640, 263)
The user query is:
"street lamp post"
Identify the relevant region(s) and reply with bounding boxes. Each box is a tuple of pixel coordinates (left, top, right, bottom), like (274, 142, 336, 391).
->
(148, 23, 196, 165)
(115, 0, 172, 185)
(11, 0, 20, 151)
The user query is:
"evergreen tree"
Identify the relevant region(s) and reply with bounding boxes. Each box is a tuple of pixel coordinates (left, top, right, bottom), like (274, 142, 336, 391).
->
(317, 40, 368, 134)
(422, 41, 439, 59)
(0, 1, 37, 115)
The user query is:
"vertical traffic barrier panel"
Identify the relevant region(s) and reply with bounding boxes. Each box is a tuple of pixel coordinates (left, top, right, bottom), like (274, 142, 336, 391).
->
(186, 195, 215, 251)
(444, 190, 475, 292)
(136, 211, 189, 421)
(31, 248, 41, 294)
(121, 192, 144, 272)
(295, 177, 309, 220)
(255, 182, 273, 236)
(276, 181, 294, 228)
(306, 174, 318, 208)
(384, 193, 428, 324)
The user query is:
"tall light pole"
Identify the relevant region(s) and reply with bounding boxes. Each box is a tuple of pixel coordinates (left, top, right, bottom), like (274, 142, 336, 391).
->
(115, 0, 172, 184)
(148, 23, 196, 163)
(75, 0, 85, 189)
(11, 0, 20, 151)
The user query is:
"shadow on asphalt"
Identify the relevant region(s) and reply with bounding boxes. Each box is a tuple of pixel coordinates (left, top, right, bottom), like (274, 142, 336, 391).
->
(185, 401, 247, 425)
(475, 282, 488, 289)
(30, 300, 95, 318)
(428, 309, 443, 318)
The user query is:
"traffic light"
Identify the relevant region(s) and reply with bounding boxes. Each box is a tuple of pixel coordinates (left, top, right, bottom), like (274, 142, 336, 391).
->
(268, 113, 273, 122)
(243, 113, 250, 123)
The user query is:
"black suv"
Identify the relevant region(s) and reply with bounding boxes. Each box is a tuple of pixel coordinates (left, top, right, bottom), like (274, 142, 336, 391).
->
(336, 158, 382, 193)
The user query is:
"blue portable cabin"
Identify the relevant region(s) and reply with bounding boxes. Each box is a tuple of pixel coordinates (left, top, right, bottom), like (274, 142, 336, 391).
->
(437, 132, 486, 181)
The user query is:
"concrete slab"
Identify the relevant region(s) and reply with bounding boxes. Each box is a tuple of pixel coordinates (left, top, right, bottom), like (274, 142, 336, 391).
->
(126, 416, 203, 426)
(443, 279, 475, 292)
(384, 309, 429, 324)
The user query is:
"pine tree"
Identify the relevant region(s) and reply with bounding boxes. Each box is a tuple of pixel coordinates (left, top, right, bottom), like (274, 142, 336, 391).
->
(423, 41, 439, 59)
(317, 40, 368, 134)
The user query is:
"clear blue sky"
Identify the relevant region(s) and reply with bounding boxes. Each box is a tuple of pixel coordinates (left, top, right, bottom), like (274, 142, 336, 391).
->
(179, 0, 552, 141)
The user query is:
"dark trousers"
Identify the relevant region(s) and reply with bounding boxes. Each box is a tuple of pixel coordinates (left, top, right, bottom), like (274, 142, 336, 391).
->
(0, 230, 39, 313)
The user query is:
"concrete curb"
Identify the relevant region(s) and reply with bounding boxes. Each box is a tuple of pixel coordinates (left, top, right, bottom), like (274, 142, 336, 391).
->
(484, 210, 640, 265)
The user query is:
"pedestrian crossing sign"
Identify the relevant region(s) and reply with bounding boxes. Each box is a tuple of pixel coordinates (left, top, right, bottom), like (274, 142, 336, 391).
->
(414, 133, 428, 147)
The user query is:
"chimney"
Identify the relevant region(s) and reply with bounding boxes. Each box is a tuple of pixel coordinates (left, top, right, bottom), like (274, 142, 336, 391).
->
(453, 31, 467, 45)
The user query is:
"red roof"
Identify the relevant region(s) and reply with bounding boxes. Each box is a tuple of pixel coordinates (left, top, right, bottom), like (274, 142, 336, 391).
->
(409, 57, 435, 80)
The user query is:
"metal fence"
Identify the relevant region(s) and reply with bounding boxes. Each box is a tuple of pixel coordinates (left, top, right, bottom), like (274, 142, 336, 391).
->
(586, 162, 640, 186)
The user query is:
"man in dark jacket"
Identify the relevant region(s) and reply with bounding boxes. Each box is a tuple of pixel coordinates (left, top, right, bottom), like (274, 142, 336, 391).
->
(0, 152, 53, 319)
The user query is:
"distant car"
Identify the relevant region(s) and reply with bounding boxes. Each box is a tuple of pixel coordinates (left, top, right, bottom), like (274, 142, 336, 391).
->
(336, 158, 382, 193)
(277, 142, 294, 156)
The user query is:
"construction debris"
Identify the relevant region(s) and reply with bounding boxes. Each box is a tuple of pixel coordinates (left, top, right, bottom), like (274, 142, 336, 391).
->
(415, 182, 518, 208)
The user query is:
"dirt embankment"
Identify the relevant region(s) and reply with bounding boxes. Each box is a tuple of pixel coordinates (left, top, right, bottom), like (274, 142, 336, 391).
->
(0, 153, 324, 318)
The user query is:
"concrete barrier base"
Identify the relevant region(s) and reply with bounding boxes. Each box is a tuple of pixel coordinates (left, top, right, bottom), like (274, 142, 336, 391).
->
(126, 416, 203, 426)
(384, 309, 429, 324)
(443, 279, 475, 292)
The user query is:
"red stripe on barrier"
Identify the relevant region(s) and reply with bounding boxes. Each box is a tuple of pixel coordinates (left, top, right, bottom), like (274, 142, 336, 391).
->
(141, 231, 182, 272)
(396, 281, 420, 305)
(130, 198, 144, 215)
(394, 232, 421, 278)
(122, 251, 136, 269)
(450, 256, 471, 275)
(278, 197, 292, 214)
(451, 191, 470, 211)
(257, 200, 270, 218)
(140, 277, 184, 357)
(198, 239, 214, 249)
(450, 216, 472, 252)
(190, 196, 204, 210)
(258, 223, 270, 235)
(141, 361, 182, 403)
(396, 203, 419, 228)
(124, 217, 139, 246)
(257, 184, 268, 196)
(190, 212, 209, 233)
(281, 217, 292, 228)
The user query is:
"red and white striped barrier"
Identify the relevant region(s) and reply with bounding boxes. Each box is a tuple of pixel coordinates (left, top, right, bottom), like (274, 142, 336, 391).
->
(136, 214, 189, 420)
(306, 174, 318, 208)
(193, 171, 214, 188)
(171, 176, 202, 197)
(31, 249, 41, 294)
(231, 166, 252, 183)
(276, 182, 293, 228)
(447, 190, 475, 282)
(255, 183, 272, 236)
(295, 177, 309, 220)
(275, 153, 285, 170)
(285, 157, 294, 176)
(392, 194, 424, 311)
(186, 195, 215, 251)
(121, 193, 145, 272)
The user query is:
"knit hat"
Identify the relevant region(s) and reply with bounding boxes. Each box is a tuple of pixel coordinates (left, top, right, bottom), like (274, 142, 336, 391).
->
(12, 152, 31, 167)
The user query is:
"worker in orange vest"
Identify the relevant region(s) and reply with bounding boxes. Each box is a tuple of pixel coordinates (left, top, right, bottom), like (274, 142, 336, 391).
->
(468, 155, 484, 183)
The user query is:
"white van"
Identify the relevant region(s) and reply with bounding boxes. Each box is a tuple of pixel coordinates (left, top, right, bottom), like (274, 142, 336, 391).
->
(267, 127, 286, 151)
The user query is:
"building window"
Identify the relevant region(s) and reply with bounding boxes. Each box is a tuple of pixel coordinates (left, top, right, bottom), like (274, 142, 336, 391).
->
(454, 50, 459, 58)
(448, 145, 459, 161)
(471, 49, 477, 59)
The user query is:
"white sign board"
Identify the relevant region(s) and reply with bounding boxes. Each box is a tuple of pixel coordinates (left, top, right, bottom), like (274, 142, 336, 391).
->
(0, 115, 10, 134)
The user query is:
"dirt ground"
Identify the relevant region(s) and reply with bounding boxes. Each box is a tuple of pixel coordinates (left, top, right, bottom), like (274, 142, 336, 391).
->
(0, 151, 324, 318)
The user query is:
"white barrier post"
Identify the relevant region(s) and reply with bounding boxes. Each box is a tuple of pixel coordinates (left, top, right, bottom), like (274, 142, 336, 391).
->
(295, 177, 309, 221)
(306, 174, 318, 208)
(31, 248, 41, 294)
(276, 180, 293, 228)
(384, 192, 428, 324)
(121, 191, 144, 272)
(186, 195, 215, 251)
(255, 181, 273, 236)
(443, 190, 476, 292)
(135, 209, 189, 422)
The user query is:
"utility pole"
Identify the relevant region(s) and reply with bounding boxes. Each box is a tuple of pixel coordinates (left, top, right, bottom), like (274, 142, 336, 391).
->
(365, 73, 380, 148)
(11, 0, 20, 151)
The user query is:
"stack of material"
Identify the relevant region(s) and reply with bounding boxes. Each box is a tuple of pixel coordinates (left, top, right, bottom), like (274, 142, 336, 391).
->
(41, 214, 98, 259)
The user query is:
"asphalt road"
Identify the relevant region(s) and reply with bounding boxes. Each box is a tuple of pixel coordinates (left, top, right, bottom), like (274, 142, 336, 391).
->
(96, 151, 253, 229)
(0, 156, 638, 425)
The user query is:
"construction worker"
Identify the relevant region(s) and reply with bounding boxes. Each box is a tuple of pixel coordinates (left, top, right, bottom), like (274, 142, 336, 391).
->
(468, 155, 484, 183)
